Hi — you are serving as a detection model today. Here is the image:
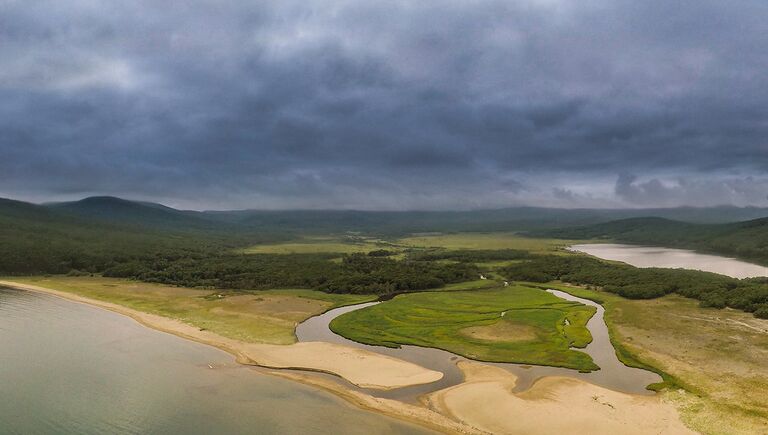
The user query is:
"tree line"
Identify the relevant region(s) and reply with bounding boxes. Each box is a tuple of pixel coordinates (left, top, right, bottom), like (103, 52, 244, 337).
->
(104, 253, 479, 295)
(406, 249, 531, 262)
(502, 255, 768, 318)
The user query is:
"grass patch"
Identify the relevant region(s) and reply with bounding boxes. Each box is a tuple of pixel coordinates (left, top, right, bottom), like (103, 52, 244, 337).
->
(330, 284, 598, 371)
(396, 232, 579, 254)
(240, 235, 402, 255)
(6, 276, 375, 344)
(440, 279, 499, 291)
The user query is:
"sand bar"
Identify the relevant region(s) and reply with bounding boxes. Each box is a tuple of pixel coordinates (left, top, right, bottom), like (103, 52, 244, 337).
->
(426, 361, 696, 435)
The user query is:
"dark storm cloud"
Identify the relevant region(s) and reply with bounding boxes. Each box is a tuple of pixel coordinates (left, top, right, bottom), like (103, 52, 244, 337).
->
(1, 0, 767, 209)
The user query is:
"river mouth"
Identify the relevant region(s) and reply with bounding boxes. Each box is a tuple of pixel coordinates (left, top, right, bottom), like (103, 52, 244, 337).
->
(295, 288, 661, 401)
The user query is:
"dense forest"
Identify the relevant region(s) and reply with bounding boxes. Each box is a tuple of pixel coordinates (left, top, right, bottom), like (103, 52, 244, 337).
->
(538, 217, 768, 266)
(502, 255, 768, 318)
(104, 253, 479, 295)
(0, 198, 275, 276)
(0, 198, 478, 295)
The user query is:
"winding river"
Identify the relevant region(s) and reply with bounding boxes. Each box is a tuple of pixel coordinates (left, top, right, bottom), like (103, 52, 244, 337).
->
(297, 243, 767, 401)
(296, 288, 661, 401)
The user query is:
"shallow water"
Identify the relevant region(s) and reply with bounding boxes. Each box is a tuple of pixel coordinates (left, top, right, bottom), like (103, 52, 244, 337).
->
(296, 290, 661, 400)
(0, 287, 431, 435)
(570, 243, 767, 279)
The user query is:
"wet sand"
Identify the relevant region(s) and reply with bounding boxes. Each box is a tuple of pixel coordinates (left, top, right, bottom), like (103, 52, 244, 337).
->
(426, 361, 695, 435)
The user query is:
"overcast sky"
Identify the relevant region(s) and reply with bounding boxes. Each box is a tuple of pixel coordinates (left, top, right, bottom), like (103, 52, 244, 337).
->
(1, 0, 767, 210)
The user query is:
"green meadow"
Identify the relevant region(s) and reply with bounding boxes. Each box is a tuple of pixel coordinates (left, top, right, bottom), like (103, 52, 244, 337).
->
(240, 235, 403, 255)
(330, 283, 598, 371)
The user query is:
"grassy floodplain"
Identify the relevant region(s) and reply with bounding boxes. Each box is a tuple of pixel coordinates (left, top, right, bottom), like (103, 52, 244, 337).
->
(331, 283, 599, 371)
(396, 232, 576, 254)
(240, 235, 403, 255)
(240, 232, 578, 257)
(6, 276, 375, 344)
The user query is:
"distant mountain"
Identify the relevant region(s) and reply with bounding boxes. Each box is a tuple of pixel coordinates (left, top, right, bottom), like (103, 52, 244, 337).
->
(198, 205, 768, 235)
(0, 197, 63, 222)
(539, 216, 768, 266)
(2, 194, 767, 274)
(0, 198, 196, 275)
(46, 196, 219, 230)
(17, 195, 768, 235)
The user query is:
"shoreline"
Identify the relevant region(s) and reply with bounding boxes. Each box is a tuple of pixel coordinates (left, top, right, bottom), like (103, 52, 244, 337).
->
(0, 280, 697, 434)
(0, 280, 475, 434)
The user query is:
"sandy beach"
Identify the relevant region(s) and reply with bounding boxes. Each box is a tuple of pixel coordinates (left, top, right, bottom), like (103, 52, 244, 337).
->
(0, 281, 441, 390)
(0, 280, 697, 434)
(426, 361, 696, 435)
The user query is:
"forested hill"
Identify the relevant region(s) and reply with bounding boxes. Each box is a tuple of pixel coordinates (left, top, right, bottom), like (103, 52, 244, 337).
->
(539, 217, 768, 266)
(46, 196, 223, 231)
(2, 195, 768, 275)
(15, 195, 768, 235)
(0, 198, 273, 275)
(197, 205, 768, 234)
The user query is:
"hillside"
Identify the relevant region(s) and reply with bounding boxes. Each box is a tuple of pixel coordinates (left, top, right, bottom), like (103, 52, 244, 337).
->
(3, 195, 768, 276)
(47, 196, 221, 230)
(540, 217, 768, 266)
(0, 198, 266, 275)
(200, 205, 768, 235)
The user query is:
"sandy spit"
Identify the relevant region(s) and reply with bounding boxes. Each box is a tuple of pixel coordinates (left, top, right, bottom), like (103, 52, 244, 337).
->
(426, 361, 697, 435)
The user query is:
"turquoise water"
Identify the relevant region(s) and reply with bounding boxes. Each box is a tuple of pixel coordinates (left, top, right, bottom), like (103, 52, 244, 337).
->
(0, 287, 430, 434)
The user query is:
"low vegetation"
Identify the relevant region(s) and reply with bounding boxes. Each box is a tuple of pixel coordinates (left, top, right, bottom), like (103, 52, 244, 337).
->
(7, 276, 374, 344)
(397, 232, 573, 254)
(330, 283, 599, 371)
(546, 282, 768, 435)
(239, 236, 401, 255)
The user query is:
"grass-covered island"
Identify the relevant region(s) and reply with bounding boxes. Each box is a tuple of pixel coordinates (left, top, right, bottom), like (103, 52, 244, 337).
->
(330, 283, 598, 371)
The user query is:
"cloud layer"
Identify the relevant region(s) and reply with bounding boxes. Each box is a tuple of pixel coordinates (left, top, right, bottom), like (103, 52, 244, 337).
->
(1, 0, 766, 209)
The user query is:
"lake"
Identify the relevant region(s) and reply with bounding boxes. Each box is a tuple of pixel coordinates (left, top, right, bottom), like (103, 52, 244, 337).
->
(570, 243, 767, 279)
(0, 287, 430, 435)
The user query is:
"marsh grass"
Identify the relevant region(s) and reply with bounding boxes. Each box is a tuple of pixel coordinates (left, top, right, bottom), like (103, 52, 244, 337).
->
(330, 283, 599, 371)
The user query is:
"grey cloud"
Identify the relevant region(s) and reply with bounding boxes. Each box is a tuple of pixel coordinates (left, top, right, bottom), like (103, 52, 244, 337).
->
(0, 0, 766, 209)
(615, 174, 768, 207)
